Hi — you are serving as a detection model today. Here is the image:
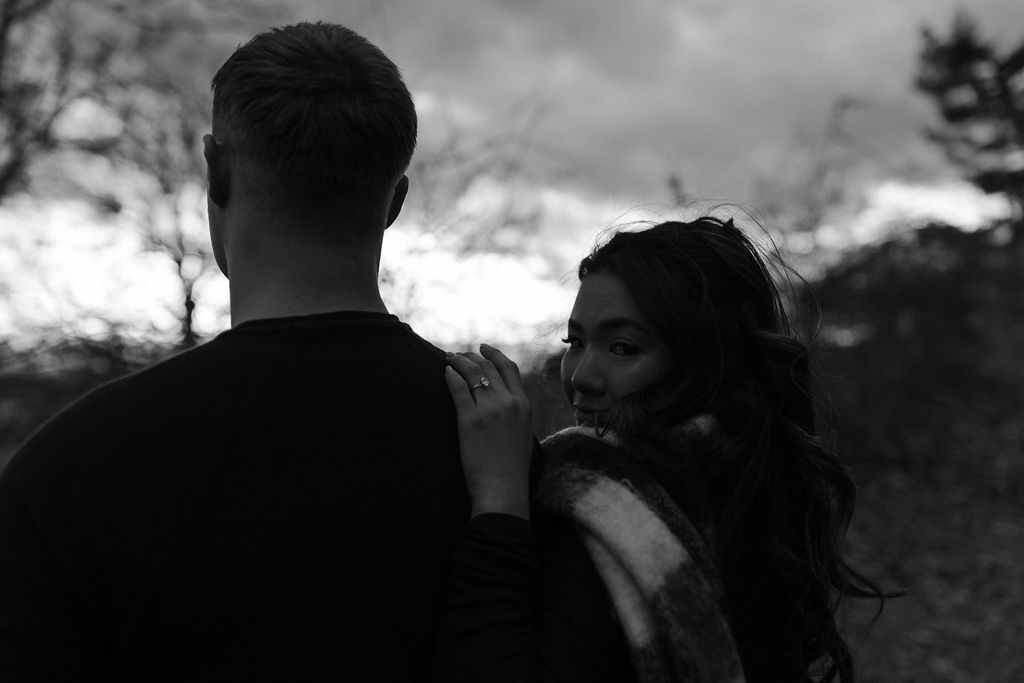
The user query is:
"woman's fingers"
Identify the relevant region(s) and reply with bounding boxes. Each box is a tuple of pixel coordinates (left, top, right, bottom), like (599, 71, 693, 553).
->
(473, 345, 530, 425)
(446, 352, 484, 383)
(445, 351, 500, 410)
(448, 350, 506, 396)
(479, 344, 524, 395)
(446, 346, 527, 415)
(443, 365, 476, 414)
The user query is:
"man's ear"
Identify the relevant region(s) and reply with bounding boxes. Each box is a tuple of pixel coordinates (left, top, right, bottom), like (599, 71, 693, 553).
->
(203, 134, 230, 207)
(385, 175, 409, 228)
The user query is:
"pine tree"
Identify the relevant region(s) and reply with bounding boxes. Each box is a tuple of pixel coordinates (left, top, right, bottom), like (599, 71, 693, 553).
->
(916, 12, 1024, 238)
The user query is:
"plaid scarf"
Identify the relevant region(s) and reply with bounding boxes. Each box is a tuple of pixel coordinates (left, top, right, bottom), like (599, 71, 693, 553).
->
(535, 418, 745, 683)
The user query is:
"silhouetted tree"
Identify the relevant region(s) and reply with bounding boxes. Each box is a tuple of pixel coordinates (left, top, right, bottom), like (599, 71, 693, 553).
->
(0, 0, 281, 346)
(0, 0, 281, 202)
(916, 12, 1024, 238)
(99, 12, 223, 348)
(0, 0, 91, 199)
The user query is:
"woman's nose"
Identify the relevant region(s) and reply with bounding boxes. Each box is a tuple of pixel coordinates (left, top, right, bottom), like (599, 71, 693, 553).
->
(571, 352, 605, 397)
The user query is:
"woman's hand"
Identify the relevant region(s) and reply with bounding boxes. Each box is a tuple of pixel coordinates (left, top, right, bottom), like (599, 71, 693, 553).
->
(445, 344, 533, 520)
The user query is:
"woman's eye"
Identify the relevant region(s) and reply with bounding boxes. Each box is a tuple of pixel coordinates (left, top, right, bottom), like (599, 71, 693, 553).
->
(610, 341, 639, 356)
(560, 336, 583, 350)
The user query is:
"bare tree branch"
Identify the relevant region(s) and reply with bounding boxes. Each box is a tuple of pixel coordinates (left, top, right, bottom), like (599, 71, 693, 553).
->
(1, 0, 281, 345)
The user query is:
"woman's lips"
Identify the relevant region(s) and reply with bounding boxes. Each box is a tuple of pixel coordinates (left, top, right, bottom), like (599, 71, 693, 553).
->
(573, 406, 606, 425)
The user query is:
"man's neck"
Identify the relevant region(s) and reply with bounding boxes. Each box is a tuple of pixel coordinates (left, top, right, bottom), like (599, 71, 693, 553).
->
(227, 246, 388, 327)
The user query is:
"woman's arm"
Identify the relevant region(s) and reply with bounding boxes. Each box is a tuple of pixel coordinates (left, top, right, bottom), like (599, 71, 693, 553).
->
(433, 510, 634, 683)
(434, 346, 634, 683)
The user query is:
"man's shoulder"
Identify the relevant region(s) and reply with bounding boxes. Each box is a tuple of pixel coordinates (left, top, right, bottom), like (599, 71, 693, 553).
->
(58, 335, 244, 411)
(4, 321, 447, 478)
(12, 321, 440, 442)
(5, 336, 248, 468)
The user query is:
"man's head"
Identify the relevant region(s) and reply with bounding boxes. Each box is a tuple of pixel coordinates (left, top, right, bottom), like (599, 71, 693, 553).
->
(205, 22, 416, 273)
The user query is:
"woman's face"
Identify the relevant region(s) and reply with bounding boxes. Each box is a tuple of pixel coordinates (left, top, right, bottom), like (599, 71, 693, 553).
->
(561, 272, 674, 427)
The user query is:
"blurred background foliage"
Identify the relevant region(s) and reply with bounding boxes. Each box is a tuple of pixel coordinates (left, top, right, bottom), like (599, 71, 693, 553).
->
(1, 0, 287, 344)
(1, 3, 1022, 682)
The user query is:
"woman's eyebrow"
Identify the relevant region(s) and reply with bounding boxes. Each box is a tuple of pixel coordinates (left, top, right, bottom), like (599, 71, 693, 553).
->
(567, 317, 651, 334)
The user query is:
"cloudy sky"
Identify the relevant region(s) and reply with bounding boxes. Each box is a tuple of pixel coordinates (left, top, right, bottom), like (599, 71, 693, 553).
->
(2, 0, 1021, 359)
(322, 0, 1021, 350)
(314, 0, 1023, 200)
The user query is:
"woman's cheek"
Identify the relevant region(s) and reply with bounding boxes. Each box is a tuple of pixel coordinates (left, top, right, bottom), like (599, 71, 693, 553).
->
(621, 356, 666, 396)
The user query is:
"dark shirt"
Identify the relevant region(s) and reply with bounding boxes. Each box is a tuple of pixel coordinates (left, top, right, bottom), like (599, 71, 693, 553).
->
(0, 311, 470, 682)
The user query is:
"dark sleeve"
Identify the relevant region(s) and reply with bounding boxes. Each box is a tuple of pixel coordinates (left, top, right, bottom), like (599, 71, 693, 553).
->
(432, 513, 635, 683)
(0, 470, 101, 682)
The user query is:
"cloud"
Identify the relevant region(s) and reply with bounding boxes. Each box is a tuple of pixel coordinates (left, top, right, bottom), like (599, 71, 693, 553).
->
(848, 179, 1012, 240)
(305, 0, 1022, 204)
(0, 198, 185, 343)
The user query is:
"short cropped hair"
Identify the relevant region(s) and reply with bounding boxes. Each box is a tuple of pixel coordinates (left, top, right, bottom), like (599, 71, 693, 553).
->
(211, 22, 416, 211)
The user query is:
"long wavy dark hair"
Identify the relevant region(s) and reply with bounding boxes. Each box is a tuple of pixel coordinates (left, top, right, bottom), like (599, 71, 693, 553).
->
(577, 217, 892, 682)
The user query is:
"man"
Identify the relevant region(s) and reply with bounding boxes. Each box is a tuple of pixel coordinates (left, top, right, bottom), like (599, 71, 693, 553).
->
(0, 22, 469, 681)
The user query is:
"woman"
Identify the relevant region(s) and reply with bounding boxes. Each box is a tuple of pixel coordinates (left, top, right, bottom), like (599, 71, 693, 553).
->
(435, 217, 889, 682)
